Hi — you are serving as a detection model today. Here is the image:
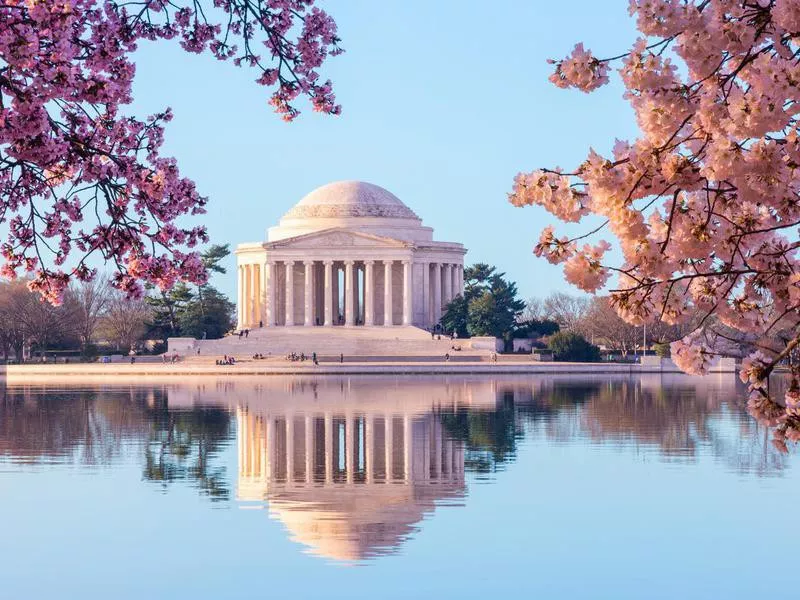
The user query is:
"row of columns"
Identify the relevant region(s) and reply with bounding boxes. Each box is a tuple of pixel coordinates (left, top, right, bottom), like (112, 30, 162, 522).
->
(430, 261, 463, 325)
(238, 259, 464, 328)
(237, 409, 465, 487)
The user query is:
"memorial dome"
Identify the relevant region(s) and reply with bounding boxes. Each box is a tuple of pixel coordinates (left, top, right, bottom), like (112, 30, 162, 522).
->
(282, 181, 419, 220)
(268, 180, 432, 242)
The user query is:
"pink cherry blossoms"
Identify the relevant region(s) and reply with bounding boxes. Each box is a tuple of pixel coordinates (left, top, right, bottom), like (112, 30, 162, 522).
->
(510, 0, 800, 446)
(0, 0, 342, 303)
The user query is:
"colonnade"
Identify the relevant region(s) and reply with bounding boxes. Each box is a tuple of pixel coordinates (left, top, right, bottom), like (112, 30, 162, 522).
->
(237, 409, 464, 487)
(237, 258, 464, 329)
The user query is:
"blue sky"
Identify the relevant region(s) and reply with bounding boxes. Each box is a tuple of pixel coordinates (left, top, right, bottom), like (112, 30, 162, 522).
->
(128, 0, 642, 300)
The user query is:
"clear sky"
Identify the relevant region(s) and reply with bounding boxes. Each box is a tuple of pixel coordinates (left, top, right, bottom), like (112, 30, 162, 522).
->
(127, 0, 642, 301)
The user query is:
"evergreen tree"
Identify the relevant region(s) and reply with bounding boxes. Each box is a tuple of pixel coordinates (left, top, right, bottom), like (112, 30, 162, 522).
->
(440, 263, 525, 342)
(146, 283, 193, 342)
(178, 288, 235, 340)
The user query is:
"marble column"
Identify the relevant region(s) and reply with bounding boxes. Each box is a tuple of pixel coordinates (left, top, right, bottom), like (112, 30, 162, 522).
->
(252, 264, 260, 326)
(450, 263, 458, 298)
(458, 264, 464, 296)
(383, 261, 393, 326)
(421, 261, 430, 327)
(249, 264, 257, 326)
(354, 265, 361, 325)
(252, 266, 257, 326)
(443, 263, 453, 306)
(402, 261, 412, 326)
(364, 260, 375, 326)
(237, 265, 244, 328)
(433, 262, 442, 324)
(344, 261, 355, 326)
(266, 261, 276, 326)
(242, 265, 249, 325)
(303, 260, 314, 327)
(323, 260, 333, 327)
(285, 260, 295, 326)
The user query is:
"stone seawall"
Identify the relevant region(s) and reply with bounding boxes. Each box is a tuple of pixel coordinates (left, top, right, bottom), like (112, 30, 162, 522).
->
(0, 358, 739, 384)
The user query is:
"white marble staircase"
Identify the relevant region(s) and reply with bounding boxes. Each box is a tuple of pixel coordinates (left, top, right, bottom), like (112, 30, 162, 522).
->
(184, 326, 481, 360)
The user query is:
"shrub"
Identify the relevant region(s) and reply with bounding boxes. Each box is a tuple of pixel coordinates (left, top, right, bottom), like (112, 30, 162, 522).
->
(547, 331, 601, 362)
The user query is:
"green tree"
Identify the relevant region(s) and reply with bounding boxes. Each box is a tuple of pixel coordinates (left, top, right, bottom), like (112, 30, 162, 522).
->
(146, 245, 235, 342)
(440, 263, 525, 343)
(146, 282, 193, 342)
(178, 288, 235, 340)
(196, 244, 231, 317)
(440, 294, 469, 338)
(513, 319, 560, 339)
(547, 331, 601, 362)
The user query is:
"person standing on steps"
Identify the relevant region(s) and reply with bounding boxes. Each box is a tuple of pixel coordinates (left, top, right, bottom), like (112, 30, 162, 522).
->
(259, 320, 263, 328)
(340, 353, 344, 364)
(245, 329, 249, 338)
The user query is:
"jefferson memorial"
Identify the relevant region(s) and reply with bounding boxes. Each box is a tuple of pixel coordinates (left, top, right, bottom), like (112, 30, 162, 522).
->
(235, 181, 466, 330)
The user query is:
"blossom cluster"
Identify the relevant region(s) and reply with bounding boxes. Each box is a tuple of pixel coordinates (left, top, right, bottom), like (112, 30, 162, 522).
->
(0, 0, 342, 303)
(670, 334, 712, 376)
(548, 43, 610, 92)
(512, 0, 800, 443)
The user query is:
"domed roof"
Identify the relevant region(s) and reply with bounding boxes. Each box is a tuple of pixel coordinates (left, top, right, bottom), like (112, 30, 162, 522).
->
(282, 181, 419, 221)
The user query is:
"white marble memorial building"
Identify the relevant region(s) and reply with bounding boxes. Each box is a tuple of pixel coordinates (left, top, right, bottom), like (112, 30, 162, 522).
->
(235, 181, 466, 329)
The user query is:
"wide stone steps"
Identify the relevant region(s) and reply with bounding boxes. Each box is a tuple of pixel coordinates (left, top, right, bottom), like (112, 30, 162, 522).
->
(191, 326, 480, 359)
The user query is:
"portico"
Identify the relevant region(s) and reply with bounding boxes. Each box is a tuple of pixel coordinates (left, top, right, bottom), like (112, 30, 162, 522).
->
(236, 181, 466, 329)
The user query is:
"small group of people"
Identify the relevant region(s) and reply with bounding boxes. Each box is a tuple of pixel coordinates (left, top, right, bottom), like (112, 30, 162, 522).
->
(161, 352, 181, 363)
(450, 344, 462, 351)
(238, 329, 250, 339)
(286, 352, 318, 364)
(216, 355, 235, 366)
(252, 353, 267, 360)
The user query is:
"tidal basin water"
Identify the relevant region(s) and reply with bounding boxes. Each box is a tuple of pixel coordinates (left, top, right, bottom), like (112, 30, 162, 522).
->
(1, 374, 797, 599)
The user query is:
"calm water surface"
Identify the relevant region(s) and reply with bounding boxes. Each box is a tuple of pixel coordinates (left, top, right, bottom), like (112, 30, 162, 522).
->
(1, 374, 796, 599)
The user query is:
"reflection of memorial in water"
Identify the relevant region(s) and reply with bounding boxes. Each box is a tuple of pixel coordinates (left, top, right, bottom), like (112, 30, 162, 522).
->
(1, 372, 790, 549)
(237, 405, 466, 562)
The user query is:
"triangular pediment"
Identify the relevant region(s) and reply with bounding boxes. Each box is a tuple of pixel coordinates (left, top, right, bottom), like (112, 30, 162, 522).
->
(266, 228, 411, 249)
